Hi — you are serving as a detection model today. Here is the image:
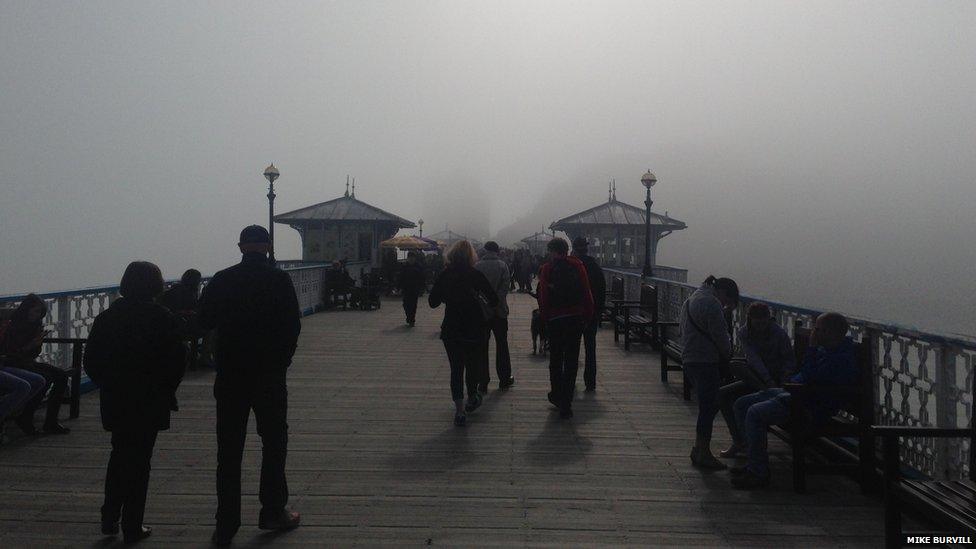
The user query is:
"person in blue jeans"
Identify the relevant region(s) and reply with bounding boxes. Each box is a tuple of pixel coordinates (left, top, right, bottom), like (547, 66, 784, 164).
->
(0, 366, 46, 436)
(731, 312, 859, 489)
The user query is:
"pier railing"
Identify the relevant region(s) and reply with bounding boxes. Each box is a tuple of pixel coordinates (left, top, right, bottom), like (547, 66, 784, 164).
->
(0, 262, 340, 386)
(605, 268, 976, 481)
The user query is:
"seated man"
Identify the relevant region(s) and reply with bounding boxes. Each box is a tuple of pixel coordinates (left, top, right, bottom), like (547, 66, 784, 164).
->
(730, 312, 858, 489)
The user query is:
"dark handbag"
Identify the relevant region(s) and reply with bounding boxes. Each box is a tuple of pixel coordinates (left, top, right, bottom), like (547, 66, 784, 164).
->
(471, 289, 494, 321)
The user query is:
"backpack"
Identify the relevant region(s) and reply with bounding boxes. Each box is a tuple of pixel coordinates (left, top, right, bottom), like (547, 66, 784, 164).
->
(547, 259, 583, 308)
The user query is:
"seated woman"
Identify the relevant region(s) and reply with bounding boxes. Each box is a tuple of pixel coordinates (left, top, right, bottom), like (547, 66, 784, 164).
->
(718, 302, 795, 458)
(0, 294, 70, 434)
(730, 312, 859, 489)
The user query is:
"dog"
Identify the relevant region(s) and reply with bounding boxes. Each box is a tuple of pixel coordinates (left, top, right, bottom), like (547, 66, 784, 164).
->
(531, 309, 549, 355)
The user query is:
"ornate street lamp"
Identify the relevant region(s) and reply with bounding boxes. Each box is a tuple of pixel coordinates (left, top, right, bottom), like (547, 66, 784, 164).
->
(263, 163, 280, 264)
(418, 218, 424, 238)
(641, 170, 657, 278)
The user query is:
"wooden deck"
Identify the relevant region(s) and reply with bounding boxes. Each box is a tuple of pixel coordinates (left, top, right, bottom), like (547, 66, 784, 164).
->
(0, 292, 883, 547)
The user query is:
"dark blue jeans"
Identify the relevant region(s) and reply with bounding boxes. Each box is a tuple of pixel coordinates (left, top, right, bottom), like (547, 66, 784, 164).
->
(684, 363, 721, 441)
(547, 316, 584, 407)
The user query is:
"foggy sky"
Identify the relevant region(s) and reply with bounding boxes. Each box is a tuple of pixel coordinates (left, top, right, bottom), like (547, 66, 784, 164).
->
(1, 1, 974, 336)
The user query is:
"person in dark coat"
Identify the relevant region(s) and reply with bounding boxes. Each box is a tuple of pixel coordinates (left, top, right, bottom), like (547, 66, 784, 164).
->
(0, 293, 71, 434)
(429, 240, 498, 426)
(398, 252, 426, 326)
(571, 237, 606, 391)
(84, 261, 185, 544)
(198, 225, 302, 546)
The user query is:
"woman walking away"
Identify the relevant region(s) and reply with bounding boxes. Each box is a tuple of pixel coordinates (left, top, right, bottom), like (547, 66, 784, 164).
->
(680, 275, 738, 470)
(429, 240, 498, 426)
(84, 262, 186, 543)
(0, 294, 71, 434)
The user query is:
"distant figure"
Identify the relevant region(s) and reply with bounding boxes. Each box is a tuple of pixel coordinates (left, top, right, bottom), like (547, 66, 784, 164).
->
(398, 252, 426, 326)
(718, 302, 795, 458)
(322, 261, 354, 309)
(680, 275, 738, 470)
(537, 237, 594, 419)
(731, 312, 858, 489)
(475, 241, 514, 390)
(429, 240, 498, 426)
(160, 269, 210, 367)
(571, 237, 605, 391)
(198, 226, 302, 545)
(0, 294, 71, 434)
(84, 261, 185, 544)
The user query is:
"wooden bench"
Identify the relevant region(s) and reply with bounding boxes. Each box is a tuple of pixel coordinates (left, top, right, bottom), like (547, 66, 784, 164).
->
(612, 283, 665, 351)
(874, 420, 976, 547)
(767, 326, 876, 493)
(658, 335, 691, 401)
(600, 276, 623, 324)
(0, 337, 85, 420)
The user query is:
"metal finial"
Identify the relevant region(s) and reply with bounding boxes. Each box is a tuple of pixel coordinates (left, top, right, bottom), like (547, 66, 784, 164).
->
(345, 175, 350, 197)
(352, 177, 356, 198)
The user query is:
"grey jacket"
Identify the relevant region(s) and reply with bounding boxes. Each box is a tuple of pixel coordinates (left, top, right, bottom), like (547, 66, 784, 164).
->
(475, 252, 510, 318)
(679, 286, 732, 364)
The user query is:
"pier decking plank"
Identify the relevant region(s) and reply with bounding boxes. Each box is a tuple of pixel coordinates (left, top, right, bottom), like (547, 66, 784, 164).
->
(0, 293, 881, 547)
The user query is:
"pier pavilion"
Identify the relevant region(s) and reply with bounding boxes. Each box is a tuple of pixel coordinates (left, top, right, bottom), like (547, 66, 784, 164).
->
(550, 191, 687, 274)
(273, 186, 415, 267)
(518, 231, 554, 256)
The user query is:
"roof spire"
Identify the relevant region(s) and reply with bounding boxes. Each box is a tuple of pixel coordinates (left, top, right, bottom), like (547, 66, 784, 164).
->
(608, 179, 612, 202)
(345, 175, 350, 197)
(352, 177, 356, 198)
(611, 178, 617, 201)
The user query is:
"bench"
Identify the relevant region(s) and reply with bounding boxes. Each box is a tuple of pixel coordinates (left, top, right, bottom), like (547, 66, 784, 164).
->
(612, 283, 665, 351)
(600, 276, 623, 324)
(874, 421, 976, 547)
(767, 326, 876, 493)
(658, 334, 692, 401)
(0, 337, 85, 420)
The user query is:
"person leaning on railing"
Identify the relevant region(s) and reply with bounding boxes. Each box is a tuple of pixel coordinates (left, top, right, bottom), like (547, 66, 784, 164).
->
(0, 293, 71, 435)
(730, 312, 858, 489)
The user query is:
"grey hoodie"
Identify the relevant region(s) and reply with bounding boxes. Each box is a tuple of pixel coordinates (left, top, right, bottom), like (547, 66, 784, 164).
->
(475, 252, 510, 318)
(679, 285, 732, 364)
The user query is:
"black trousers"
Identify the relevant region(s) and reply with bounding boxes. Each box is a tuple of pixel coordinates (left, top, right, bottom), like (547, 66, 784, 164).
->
(102, 429, 159, 533)
(402, 292, 419, 323)
(480, 317, 512, 387)
(214, 371, 289, 530)
(547, 317, 584, 407)
(18, 361, 67, 427)
(443, 340, 479, 402)
(582, 319, 598, 389)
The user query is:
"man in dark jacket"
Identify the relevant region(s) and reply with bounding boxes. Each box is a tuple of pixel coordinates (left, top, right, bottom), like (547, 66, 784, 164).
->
(398, 252, 426, 326)
(571, 237, 605, 391)
(537, 237, 594, 418)
(198, 225, 302, 545)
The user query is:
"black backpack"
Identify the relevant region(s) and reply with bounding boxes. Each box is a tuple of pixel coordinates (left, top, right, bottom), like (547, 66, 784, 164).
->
(547, 259, 583, 308)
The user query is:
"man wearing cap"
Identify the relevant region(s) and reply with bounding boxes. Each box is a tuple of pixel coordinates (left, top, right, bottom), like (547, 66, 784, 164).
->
(198, 225, 302, 545)
(474, 241, 514, 390)
(571, 237, 606, 391)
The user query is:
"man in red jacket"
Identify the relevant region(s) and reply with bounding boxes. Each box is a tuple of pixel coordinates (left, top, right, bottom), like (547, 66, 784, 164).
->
(537, 237, 595, 418)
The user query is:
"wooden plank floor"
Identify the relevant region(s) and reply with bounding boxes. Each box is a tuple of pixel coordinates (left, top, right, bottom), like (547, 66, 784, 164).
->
(0, 292, 883, 547)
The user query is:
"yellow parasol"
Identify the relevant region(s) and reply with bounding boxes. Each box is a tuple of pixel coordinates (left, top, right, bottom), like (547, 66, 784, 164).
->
(380, 235, 431, 250)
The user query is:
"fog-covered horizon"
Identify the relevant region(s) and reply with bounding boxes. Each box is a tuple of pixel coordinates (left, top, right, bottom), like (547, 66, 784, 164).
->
(2, 1, 974, 336)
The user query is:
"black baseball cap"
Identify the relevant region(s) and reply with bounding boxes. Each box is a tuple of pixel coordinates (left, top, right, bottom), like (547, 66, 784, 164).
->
(239, 225, 271, 244)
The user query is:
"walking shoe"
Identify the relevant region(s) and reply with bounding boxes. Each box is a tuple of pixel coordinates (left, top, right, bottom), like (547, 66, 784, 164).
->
(454, 414, 466, 427)
(499, 377, 515, 389)
(258, 509, 301, 531)
(690, 447, 728, 470)
(719, 443, 744, 458)
(559, 407, 574, 419)
(15, 416, 37, 435)
(464, 394, 482, 413)
(43, 422, 70, 435)
(584, 385, 595, 392)
(477, 384, 488, 395)
(210, 525, 239, 546)
(731, 470, 771, 489)
(122, 525, 152, 544)
(547, 392, 560, 409)
(101, 519, 119, 536)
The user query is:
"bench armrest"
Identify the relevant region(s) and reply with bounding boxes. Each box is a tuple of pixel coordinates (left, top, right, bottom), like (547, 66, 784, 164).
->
(871, 426, 973, 438)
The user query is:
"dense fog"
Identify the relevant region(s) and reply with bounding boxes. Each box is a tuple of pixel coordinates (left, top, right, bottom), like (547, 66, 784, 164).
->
(1, 1, 973, 336)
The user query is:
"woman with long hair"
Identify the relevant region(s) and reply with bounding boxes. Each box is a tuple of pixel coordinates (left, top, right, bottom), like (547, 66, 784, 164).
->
(428, 240, 498, 426)
(0, 293, 71, 434)
(84, 261, 185, 543)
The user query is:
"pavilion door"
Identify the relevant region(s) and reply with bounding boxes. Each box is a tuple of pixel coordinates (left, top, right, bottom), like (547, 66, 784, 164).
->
(358, 233, 372, 262)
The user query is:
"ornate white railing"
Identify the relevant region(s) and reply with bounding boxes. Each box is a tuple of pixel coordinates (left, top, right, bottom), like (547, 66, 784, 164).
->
(0, 263, 336, 380)
(605, 268, 976, 481)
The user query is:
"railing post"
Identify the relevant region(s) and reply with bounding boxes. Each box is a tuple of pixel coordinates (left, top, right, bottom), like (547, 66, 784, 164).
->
(56, 296, 71, 370)
(935, 344, 958, 479)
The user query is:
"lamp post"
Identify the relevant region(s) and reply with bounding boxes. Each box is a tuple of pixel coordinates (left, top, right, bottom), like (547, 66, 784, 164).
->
(263, 163, 280, 264)
(641, 170, 657, 278)
(418, 218, 424, 238)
